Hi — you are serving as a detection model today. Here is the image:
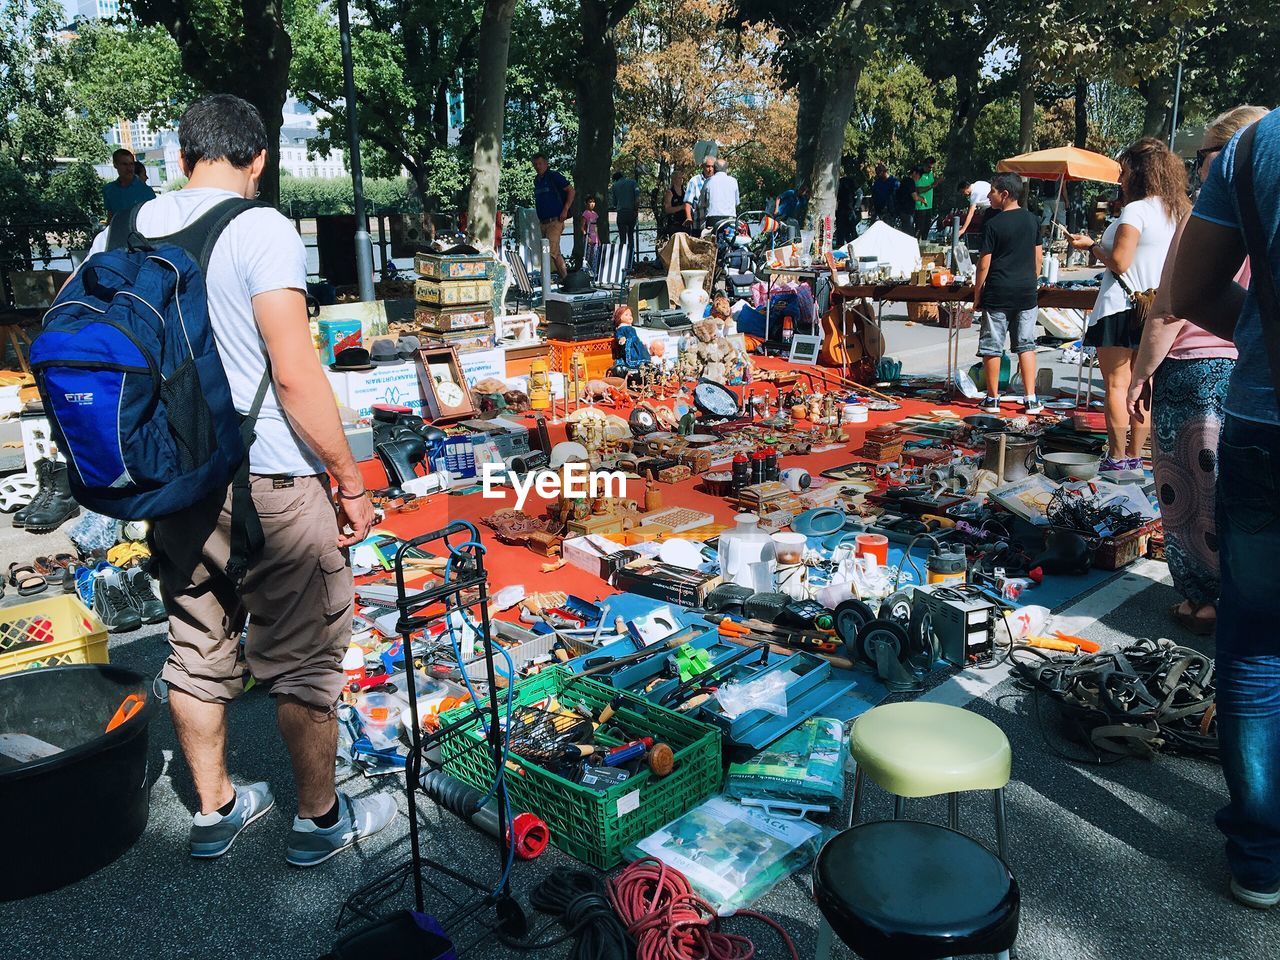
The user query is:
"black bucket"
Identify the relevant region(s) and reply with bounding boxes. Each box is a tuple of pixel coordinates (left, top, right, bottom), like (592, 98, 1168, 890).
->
(0, 664, 154, 900)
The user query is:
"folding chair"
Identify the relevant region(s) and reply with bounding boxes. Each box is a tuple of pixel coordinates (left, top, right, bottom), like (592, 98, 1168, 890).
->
(594, 240, 631, 306)
(505, 245, 540, 310)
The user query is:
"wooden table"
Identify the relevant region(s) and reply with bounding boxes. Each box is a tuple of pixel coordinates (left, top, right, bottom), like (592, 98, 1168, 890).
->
(831, 283, 1099, 393)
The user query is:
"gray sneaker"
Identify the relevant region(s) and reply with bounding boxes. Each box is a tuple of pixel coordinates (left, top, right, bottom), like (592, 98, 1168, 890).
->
(190, 781, 275, 858)
(1231, 877, 1280, 909)
(285, 791, 397, 868)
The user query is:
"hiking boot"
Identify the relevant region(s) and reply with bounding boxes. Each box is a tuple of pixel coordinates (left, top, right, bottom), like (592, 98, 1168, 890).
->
(12, 459, 54, 529)
(190, 782, 275, 859)
(122, 567, 167, 625)
(285, 792, 397, 868)
(92, 569, 143, 632)
(1231, 877, 1280, 909)
(22, 461, 79, 534)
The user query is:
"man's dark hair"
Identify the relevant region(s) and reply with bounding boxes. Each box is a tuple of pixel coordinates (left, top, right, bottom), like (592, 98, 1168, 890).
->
(990, 171, 1023, 198)
(532, 152, 547, 162)
(909, 166, 923, 176)
(959, 180, 972, 191)
(178, 95, 269, 170)
(112, 147, 134, 163)
(924, 157, 936, 166)
(612, 171, 621, 181)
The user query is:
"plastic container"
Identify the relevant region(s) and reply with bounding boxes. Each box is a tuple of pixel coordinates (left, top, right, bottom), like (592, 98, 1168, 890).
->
(0, 595, 108, 675)
(717, 513, 776, 591)
(0, 665, 153, 899)
(437, 668, 721, 869)
(855, 533, 889, 565)
(771, 532, 808, 565)
(353, 691, 404, 749)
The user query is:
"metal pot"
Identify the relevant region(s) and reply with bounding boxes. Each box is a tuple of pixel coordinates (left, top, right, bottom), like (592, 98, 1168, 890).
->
(981, 431, 1040, 483)
(1040, 451, 1101, 481)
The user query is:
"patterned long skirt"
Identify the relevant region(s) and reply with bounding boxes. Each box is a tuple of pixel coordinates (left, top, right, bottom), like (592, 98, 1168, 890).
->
(1152, 356, 1235, 607)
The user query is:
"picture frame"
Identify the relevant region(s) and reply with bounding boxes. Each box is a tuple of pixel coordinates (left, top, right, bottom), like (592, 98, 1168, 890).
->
(414, 345, 476, 424)
(788, 334, 822, 366)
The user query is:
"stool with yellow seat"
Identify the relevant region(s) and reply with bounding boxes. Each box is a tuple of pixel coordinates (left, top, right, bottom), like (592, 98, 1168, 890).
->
(849, 701, 1013, 857)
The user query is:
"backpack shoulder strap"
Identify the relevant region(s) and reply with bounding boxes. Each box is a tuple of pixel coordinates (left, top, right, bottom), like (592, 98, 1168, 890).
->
(162, 197, 270, 274)
(105, 204, 144, 252)
(1233, 121, 1280, 396)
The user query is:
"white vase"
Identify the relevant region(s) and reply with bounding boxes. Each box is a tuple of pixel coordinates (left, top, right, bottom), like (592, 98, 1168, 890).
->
(717, 513, 776, 591)
(679, 269, 710, 322)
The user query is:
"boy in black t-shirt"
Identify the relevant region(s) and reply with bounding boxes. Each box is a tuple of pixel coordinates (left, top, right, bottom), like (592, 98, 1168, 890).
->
(972, 171, 1044, 413)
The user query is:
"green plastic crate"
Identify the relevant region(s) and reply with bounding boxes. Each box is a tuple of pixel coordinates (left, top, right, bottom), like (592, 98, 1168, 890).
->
(438, 667, 722, 869)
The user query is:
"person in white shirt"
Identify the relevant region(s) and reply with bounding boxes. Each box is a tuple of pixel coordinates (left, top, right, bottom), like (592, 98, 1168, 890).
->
(701, 159, 740, 231)
(957, 179, 992, 236)
(1068, 137, 1190, 471)
(84, 94, 394, 867)
(683, 156, 716, 232)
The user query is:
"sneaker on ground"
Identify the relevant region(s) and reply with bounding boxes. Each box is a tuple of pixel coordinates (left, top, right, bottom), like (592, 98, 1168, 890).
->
(1099, 457, 1127, 473)
(979, 396, 1001, 413)
(285, 792, 397, 868)
(122, 567, 167, 624)
(1231, 877, 1280, 909)
(190, 781, 275, 859)
(1023, 397, 1044, 414)
(92, 569, 142, 632)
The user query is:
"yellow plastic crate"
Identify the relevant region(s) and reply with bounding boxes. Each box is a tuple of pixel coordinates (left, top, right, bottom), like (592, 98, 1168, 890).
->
(0, 595, 109, 674)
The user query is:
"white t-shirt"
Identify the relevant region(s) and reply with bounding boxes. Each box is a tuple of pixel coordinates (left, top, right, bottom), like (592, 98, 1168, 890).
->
(1090, 196, 1178, 322)
(88, 188, 322, 475)
(968, 180, 991, 208)
(703, 173, 740, 219)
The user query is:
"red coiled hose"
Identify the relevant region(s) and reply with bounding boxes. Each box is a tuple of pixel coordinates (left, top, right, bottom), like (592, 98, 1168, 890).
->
(607, 856, 800, 960)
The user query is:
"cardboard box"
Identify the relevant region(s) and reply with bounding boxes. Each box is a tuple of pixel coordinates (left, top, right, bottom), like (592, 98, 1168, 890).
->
(563, 534, 629, 579)
(326, 365, 426, 419)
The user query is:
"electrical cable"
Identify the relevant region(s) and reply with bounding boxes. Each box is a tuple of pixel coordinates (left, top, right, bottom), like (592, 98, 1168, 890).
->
(607, 857, 800, 960)
(497, 870, 632, 959)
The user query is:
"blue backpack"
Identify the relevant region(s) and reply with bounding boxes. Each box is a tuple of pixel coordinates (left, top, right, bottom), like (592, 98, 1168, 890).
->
(31, 197, 270, 581)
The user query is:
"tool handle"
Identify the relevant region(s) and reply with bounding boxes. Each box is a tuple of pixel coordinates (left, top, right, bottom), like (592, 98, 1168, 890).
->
(105, 694, 145, 733)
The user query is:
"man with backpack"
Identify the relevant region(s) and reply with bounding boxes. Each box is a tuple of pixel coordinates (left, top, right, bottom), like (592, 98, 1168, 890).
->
(51, 95, 393, 866)
(1172, 107, 1280, 910)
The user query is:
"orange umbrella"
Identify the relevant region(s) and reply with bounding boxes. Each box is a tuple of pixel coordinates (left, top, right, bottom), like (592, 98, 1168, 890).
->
(996, 146, 1121, 184)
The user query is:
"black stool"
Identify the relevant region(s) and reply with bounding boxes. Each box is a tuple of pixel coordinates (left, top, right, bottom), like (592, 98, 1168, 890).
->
(813, 820, 1019, 960)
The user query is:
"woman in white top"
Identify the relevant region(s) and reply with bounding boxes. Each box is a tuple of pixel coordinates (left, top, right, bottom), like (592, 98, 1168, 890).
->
(1069, 138, 1191, 471)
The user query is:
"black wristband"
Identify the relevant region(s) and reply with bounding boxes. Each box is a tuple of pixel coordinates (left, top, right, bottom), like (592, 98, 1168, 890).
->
(338, 488, 367, 500)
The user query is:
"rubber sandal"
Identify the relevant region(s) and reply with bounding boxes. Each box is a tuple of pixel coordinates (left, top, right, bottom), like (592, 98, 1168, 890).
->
(8, 563, 48, 597)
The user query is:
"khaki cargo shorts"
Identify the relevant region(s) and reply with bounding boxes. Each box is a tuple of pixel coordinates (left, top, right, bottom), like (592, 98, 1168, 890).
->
(152, 474, 354, 709)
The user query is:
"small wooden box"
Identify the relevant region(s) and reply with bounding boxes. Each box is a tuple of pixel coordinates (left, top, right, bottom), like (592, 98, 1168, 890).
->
(415, 304, 495, 332)
(414, 251, 495, 280)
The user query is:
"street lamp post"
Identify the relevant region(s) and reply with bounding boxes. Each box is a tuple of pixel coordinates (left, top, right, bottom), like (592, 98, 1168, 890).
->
(338, 0, 376, 302)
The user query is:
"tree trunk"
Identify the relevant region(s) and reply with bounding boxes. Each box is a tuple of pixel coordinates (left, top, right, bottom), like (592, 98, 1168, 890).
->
(571, 0, 628, 263)
(1073, 74, 1088, 148)
(1139, 73, 1174, 139)
(1018, 55, 1036, 153)
(943, 68, 983, 185)
(794, 62, 824, 189)
(132, 0, 292, 205)
(805, 63, 860, 234)
(465, 0, 517, 252)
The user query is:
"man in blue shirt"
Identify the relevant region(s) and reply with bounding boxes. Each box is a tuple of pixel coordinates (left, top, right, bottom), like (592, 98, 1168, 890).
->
(1172, 106, 1280, 911)
(532, 153, 574, 278)
(870, 164, 898, 223)
(102, 147, 156, 222)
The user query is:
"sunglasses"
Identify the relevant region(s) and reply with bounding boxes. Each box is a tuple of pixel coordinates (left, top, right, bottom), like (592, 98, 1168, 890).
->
(1196, 147, 1219, 167)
